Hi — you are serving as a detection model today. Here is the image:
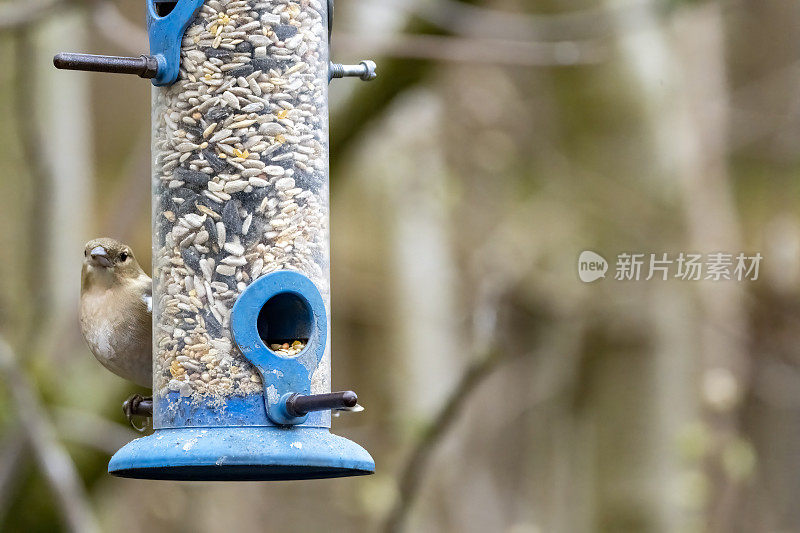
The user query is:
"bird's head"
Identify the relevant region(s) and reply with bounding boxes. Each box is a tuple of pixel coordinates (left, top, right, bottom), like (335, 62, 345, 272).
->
(82, 238, 145, 289)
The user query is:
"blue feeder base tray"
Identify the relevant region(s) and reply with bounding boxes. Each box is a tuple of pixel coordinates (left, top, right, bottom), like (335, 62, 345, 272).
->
(108, 426, 375, 481)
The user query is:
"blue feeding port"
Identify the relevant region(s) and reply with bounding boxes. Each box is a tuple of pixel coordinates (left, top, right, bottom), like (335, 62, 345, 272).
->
(109, 272, 375, 481)
(258, 292, 313, 346)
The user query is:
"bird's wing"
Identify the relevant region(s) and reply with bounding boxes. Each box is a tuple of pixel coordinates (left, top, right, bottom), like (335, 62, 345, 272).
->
(140, 277, 153, 313)
(142, 293, 152, 314)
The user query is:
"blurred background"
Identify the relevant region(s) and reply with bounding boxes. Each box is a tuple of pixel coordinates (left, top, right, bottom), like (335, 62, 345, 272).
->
(0, 0, 799, 531)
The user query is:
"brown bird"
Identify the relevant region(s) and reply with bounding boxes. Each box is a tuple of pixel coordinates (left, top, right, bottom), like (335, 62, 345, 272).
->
(80, 238, 152, 388)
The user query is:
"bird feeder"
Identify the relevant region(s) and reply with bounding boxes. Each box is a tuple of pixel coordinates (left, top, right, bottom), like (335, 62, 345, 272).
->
(55, 0, 376, 480)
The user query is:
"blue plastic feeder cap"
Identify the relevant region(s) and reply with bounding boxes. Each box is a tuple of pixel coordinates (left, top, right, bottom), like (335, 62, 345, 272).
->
(109, 272, 375, 481)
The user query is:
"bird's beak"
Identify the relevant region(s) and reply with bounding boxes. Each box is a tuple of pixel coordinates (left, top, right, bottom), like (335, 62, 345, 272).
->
(89, 246, 113, 268)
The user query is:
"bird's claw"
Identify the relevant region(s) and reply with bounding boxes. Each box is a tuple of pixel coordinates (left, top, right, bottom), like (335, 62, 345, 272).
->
(123, 394, 152, 433)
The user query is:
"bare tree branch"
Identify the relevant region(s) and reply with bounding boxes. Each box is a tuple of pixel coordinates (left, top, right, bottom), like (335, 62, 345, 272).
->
(333, 32, 606, 66)
(13, 28, 54, 356)
(389, 0, 740, 42)
(382, 347, 506, 533)
(372, 0, 647, 42)
(0, 338, 100, 533)
(0, 430, 27, 526)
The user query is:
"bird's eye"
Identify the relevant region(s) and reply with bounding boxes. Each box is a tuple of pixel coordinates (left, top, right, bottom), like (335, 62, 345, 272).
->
(84, 250, 87, 257)
(119, 252, 129, 262)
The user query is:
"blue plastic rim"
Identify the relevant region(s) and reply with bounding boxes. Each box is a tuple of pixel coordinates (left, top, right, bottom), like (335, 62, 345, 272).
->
(109, 426, 375, 481)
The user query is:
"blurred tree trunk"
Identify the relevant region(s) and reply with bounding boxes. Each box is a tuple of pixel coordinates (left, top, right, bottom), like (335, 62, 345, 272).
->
(35, 11, 94, 363)
(607, 1, 751, 531)
(671, 6, 752, 531)
(0, 8, 98, 533)
(383, 90, 463, 417)
(602, 0, 699, 530)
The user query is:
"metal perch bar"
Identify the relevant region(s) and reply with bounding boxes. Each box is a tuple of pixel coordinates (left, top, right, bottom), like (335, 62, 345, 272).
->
(53, 53, 159, 78)
(285, 391, 358, 417)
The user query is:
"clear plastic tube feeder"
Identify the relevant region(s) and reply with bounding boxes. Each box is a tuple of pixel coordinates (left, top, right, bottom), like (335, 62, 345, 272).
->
(54, 0, 377, 481)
